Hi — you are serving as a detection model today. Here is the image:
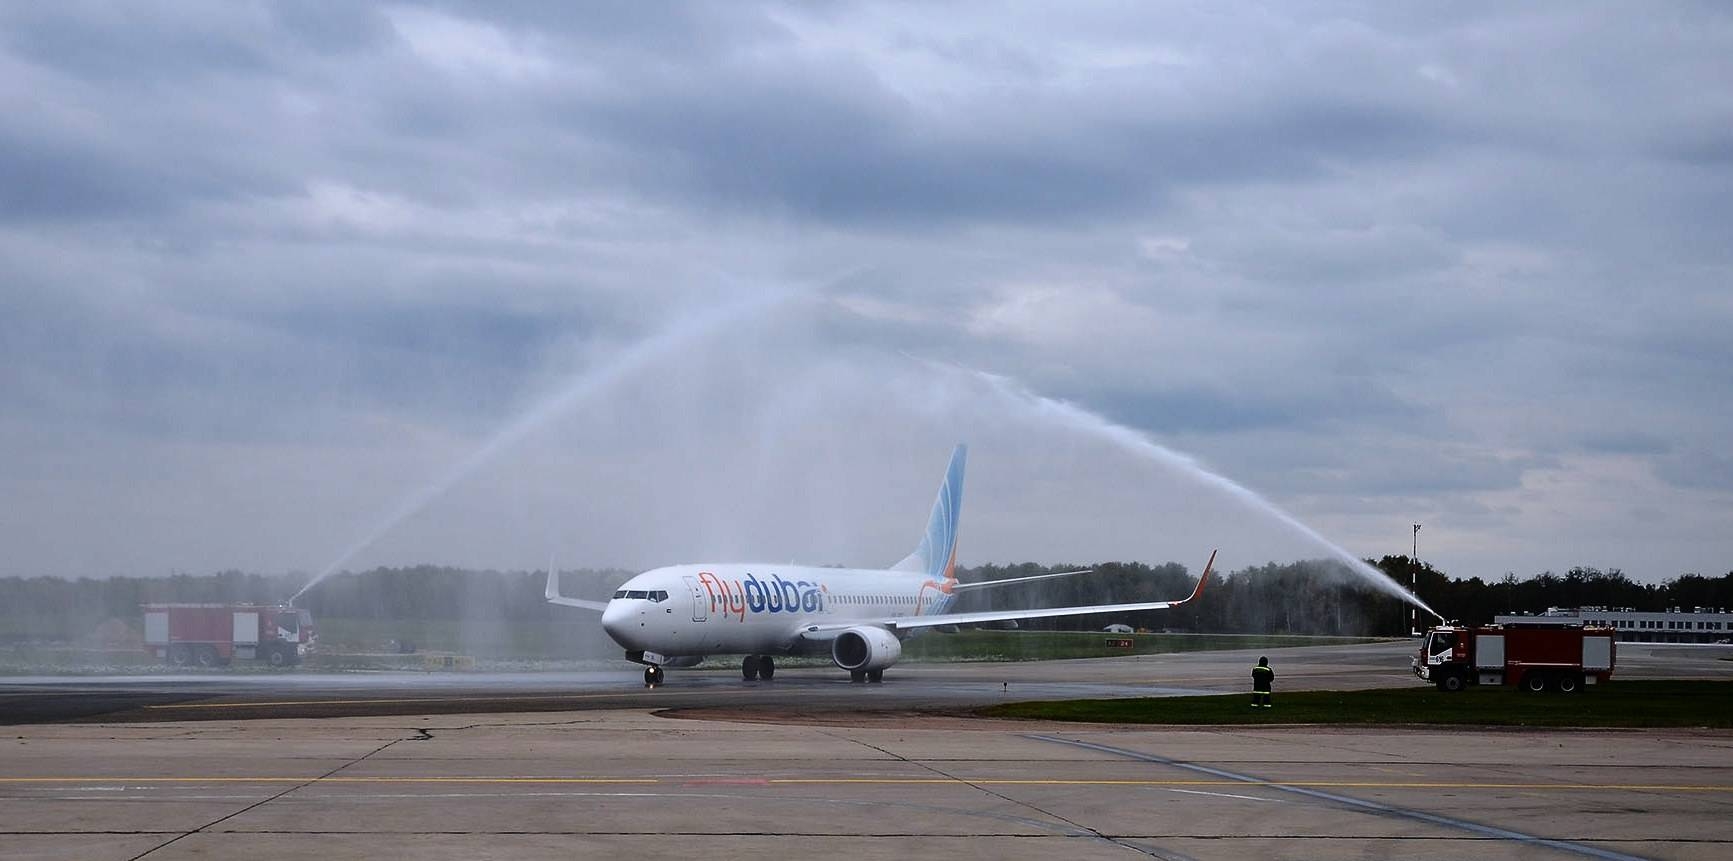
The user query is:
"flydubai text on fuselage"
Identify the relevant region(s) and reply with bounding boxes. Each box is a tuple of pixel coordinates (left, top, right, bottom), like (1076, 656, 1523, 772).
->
(548, 443, 1214, 686)
(599, 563, 961, 657)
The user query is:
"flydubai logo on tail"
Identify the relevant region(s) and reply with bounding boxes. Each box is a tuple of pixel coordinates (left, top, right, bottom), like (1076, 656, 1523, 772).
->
(696, 571, 827, 621)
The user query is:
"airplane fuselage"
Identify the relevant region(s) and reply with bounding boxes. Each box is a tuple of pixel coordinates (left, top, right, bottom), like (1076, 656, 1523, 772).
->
(600, 563, 955, 658)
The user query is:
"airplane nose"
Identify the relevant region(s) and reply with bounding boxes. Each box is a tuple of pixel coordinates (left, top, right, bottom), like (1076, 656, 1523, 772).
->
(600, 600, 630, 645)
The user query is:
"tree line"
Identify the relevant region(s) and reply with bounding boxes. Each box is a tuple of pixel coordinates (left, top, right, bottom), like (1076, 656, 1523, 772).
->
(2, 560, 1729, 641)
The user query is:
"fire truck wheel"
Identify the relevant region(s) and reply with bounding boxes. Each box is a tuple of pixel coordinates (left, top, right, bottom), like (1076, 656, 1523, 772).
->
(194, 646, 219, 667)
(1522, 672, 1549, 693)
(1438, 672, 1466, 692)
(265, 645, 289, 668)
(1556, 673, 1582, 693)
(167, 644, 192, 666)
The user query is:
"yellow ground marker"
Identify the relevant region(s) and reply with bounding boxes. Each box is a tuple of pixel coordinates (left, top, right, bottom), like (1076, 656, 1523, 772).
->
(1, 776, 1727, 792)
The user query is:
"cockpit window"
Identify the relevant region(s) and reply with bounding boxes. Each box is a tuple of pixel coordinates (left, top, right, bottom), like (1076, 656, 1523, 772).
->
(626, 590, 648, 599)
(650, 590, 669, 602)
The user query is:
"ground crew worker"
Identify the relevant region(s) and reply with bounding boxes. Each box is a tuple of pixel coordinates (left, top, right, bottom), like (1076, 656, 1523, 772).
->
(1251, 656, 1274, 708)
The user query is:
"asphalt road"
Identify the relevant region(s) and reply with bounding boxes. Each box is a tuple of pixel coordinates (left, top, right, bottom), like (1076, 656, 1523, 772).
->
(2, 640, 1728, 724)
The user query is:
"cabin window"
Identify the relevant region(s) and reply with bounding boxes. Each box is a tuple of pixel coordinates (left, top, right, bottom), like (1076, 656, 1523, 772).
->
(1427, 632, 1457, 660)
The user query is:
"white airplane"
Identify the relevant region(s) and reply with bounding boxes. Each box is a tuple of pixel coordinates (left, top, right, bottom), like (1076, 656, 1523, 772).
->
(547, 444, 1214, 686)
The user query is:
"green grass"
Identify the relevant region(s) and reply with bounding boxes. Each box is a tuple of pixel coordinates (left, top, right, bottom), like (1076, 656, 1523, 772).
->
(980, 680, 1733, 728)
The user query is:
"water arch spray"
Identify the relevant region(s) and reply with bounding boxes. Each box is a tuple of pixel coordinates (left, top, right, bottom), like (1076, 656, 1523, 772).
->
(291, 293, 789, 603)
(968, 368, 1445, 622)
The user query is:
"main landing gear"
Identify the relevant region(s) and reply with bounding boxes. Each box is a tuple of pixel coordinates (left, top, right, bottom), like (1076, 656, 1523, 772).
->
(742, 655, 775, 680)
(643, 665, 665, 687)
(848, 669, 883, 684)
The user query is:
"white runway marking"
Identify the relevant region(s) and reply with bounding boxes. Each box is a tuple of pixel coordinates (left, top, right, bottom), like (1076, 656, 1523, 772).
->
(1164, 787, 1278, 803)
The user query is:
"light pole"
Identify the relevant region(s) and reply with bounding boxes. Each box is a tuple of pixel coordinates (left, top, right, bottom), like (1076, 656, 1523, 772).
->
(1411, 523, 1422, 635)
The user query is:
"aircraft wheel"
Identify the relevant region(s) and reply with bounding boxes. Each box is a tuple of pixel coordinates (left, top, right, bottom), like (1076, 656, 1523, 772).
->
(849, 670, 866, 684)
(868, 669, 883, 684)
(742, 655, 760, 681)
(759, 656, 775, 680)
(644, 665, 665, 687)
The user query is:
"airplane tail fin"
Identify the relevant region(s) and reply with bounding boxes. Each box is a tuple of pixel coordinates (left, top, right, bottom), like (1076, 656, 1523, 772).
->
(892, 444, 967, 582)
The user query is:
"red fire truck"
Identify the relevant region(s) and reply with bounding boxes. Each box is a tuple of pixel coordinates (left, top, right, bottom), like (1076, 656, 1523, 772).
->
(142, 604, 316, 667)
(1412, 622, 1615, 693)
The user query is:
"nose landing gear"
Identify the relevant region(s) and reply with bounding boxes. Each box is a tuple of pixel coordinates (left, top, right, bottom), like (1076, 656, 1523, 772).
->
(643, 665, 665, 687)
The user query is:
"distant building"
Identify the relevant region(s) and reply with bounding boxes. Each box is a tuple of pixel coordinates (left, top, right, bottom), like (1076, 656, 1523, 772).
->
(1494, 607, 1733, 644)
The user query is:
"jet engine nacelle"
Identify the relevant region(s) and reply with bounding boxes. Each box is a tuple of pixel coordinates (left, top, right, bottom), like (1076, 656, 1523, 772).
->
(832, 626, 902, 672)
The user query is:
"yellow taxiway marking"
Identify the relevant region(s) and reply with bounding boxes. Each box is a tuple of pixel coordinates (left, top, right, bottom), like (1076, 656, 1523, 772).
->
(2, 777, 1729, 792)
(144, 690, 750, 710)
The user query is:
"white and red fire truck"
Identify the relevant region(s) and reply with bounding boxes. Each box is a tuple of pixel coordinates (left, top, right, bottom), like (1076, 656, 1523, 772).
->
(1413, 622, 1615, 693)
(142, 603, 316, 667)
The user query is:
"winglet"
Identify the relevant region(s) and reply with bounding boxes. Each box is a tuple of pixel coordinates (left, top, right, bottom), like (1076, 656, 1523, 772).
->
(546, 568, 609, 611)
(1180, 550, 1216, 605)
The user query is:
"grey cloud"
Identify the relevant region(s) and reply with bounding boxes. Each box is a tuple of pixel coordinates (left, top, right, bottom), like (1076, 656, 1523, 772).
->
(269, 2, 393, 55)
(1653, 449, 1733, 492)
(0, 4, 272, 83)
(0, 132, 163, 220)
(1577, 431, 1673, 456)
(1, 3, 1730, 580)
(557, 55, 1450, 227)
(0, 127, 289, 222)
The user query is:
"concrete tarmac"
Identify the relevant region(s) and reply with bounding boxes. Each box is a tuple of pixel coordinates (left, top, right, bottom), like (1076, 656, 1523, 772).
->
(3, 641, 1730, 859)
(5, 710, 1730, 860)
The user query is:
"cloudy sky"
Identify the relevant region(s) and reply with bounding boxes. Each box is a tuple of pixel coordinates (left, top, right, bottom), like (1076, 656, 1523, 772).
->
(2, 2, 1730, 588)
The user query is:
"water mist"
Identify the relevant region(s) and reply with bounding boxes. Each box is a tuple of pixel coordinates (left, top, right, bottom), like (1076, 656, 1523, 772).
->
(966, 368, 1445, 622)
(292, 293, 788, 602)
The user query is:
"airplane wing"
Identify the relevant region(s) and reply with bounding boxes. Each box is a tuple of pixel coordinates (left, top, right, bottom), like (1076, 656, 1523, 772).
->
(797, 551, 1214, 639)
(545, 569, 608, 611)
(948, 569, 1091, 593)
